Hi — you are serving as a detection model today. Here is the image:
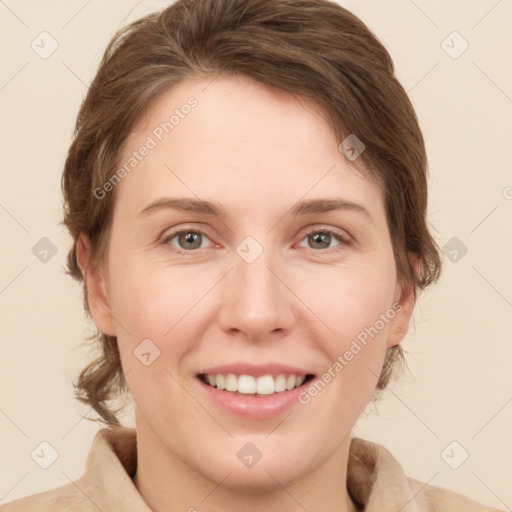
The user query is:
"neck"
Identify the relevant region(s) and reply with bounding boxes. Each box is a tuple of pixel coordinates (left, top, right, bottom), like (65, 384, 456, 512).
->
(132, 413, 360, 512)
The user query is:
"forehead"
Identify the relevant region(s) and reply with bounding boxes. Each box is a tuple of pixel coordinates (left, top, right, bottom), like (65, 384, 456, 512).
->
(114, 74, 384, 221)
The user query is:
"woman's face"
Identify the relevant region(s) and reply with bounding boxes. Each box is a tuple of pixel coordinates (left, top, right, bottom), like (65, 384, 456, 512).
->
(83, 74, 414, 489)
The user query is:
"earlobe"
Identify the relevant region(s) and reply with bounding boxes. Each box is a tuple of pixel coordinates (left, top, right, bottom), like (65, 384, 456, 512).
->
(386, 253, 420, 348)
(76, 234, 117, 336)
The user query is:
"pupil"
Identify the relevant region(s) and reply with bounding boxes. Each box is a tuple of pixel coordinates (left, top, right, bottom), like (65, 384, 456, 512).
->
(311, 233, 329, 248)
(181, 232, 200, 249)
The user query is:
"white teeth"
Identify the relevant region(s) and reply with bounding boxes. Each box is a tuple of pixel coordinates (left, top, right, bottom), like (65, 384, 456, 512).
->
(274, 374, 287, 392)
(202, 373, 309, 395)
(238, 375, 256, 394)
(225, 373, 238, 392)
(216, 374, 225, 390)
(256, 375, 274, 395)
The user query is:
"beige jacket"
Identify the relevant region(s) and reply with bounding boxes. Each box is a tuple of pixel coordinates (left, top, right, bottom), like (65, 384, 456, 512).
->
(0, 426, 502, 511)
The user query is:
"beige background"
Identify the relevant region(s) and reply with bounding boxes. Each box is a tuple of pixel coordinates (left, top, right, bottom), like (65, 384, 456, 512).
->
(1, 0, 511, 509)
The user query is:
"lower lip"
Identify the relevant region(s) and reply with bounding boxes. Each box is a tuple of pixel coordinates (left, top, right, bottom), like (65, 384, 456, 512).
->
(196, 377, 312, 420)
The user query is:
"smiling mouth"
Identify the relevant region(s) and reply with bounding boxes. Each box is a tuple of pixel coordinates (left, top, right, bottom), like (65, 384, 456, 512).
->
(198, 373, 316, 396)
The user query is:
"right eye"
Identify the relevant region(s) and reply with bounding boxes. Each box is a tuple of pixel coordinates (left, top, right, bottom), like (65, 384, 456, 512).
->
(163, 229, 214, 253)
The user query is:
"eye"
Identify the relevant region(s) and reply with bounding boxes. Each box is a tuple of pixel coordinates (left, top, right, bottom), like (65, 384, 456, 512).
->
(163, 229, 212, 252)
(297, 228, 351, 251)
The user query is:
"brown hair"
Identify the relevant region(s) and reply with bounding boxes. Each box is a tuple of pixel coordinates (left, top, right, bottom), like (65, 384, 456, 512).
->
(61, 0, 442, 426)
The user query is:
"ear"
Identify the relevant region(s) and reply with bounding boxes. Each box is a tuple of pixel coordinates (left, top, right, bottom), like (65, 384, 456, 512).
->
(386, 253, 421, 348)
(76, 234, 117, 336)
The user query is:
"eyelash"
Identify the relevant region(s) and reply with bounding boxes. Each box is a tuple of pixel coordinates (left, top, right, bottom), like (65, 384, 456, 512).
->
(162, 227, 352, 255)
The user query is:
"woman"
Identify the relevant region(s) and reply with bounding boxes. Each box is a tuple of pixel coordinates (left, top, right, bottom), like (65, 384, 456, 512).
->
(1, 0, 503, 510)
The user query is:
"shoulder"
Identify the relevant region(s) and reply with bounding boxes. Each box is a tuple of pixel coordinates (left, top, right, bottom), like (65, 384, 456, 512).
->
(0, 480, 94, 512)
(348, 437, 504, 511)
(407, 477, 503, 512)
(0, 426, 137, 512)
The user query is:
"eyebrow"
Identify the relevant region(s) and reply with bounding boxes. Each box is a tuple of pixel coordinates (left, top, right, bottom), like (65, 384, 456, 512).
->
(139, 197, 372, 222)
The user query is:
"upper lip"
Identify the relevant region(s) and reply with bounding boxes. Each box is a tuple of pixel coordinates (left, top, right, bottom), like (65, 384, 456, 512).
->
(197, 362, 315, 378)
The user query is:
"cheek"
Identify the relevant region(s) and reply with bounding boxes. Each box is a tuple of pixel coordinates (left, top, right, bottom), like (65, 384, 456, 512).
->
(108, 256, 207, 337)
(299, 270, 394, 423)
(302, 257, 397, 401)
(107, 264, 202, 419)
(106, 258, 222, 390)
(306, 258, 397, 341)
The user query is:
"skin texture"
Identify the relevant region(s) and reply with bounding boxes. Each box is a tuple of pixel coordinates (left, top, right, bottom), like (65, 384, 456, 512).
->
(77, 74, 416, 512)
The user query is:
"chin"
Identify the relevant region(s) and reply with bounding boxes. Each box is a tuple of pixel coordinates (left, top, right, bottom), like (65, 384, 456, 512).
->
(186, 438, 320, 493)
(205, 460, 309, 493)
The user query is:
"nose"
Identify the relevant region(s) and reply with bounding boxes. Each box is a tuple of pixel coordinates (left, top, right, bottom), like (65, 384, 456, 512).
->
(217, 244, 296, 343)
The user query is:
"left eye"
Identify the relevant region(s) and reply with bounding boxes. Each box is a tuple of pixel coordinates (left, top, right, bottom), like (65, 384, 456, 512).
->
(297, 229, 348, 250)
